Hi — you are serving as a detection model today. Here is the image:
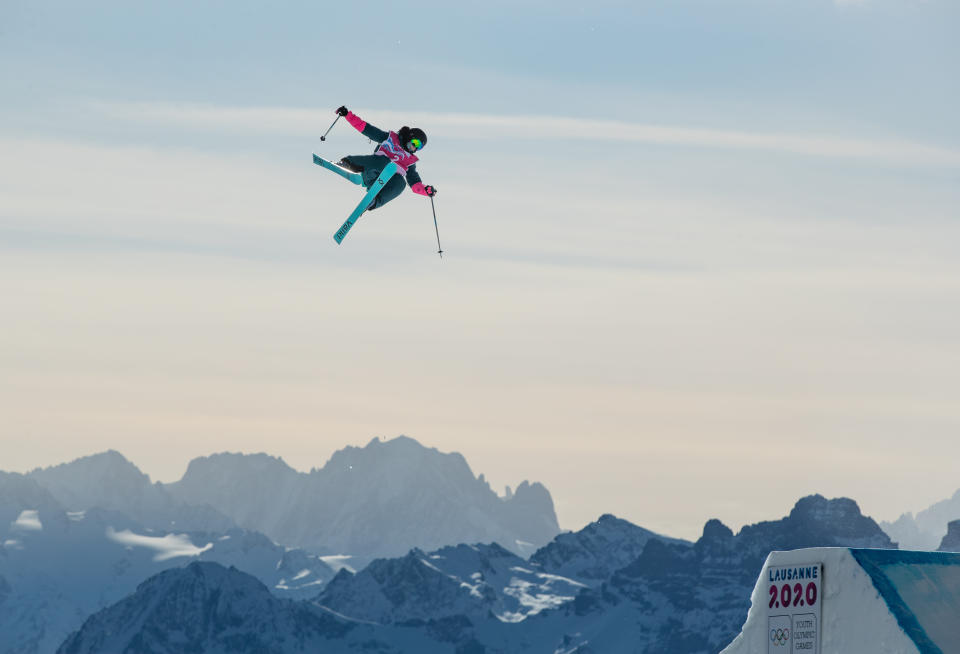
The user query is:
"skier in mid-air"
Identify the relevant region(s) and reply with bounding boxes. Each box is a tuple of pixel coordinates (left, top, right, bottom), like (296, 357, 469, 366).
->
(332, 105, 436, 211)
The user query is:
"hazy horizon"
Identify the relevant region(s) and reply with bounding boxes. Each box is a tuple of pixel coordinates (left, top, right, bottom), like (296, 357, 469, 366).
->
(4, 433, 954, 540)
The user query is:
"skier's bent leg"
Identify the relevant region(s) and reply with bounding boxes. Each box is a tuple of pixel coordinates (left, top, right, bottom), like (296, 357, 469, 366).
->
(367, 175, 405, 211)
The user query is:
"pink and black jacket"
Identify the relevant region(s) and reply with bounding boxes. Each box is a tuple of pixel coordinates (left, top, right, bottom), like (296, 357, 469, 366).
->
(344, 111, 432, 197)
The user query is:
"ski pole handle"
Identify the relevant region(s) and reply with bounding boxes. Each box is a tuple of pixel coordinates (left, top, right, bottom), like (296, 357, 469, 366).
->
(319, 114, 341, 142)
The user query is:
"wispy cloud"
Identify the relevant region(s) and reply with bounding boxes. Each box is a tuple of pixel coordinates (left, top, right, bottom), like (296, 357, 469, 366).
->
(107, 527, 213, 561)
(91, 100, 960, 167)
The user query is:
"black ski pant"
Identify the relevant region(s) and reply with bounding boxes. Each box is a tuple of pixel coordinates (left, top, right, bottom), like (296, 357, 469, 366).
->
(342, 155, 405, 211)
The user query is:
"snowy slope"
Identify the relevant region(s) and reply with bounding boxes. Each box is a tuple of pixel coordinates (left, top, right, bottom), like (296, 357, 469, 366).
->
(166, 435, 560, 558)
(52, 495, 901, 654)
(720, 548, 960, 654)
(56, 562, 461, 654)
(56, 562, 351, 654)
(316, 542, 586, 624)
(477, 495, 897, 654)
(529, 513, 687, 585)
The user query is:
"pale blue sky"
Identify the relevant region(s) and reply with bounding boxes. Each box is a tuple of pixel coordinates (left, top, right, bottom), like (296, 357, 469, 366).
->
(2, 0, 959, 539)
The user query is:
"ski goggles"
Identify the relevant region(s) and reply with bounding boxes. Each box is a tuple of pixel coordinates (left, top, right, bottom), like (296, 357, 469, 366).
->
(408, 138, 423, 151)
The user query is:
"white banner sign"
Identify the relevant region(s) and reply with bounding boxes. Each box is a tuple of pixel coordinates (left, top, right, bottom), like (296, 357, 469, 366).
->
(766, 562, 822, 654)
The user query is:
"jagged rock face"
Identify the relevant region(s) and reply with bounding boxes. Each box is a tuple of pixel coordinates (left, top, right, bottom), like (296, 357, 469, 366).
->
(56, 562, 351, 654)
(170, 452, 302, 537)
(316, 542, 585, 624)
(26, 452, 233, 533)
(318, 549, 495, 624)
(882, 489, 960, 551)
(49, 496, 899, 654)
(0, 472, 64, 529)
(167, 436, 561, 558)
(0, 497, 334, 654)
(731, 495, 894, 574)
(1, 439, 558, 653)
(549, 495, 897, 654)
(311, 497, 894, 652)
(938, 520, 960, 552)
(784, 496, 893, 547)
(880, 512, 923, 549)
(29, 451, 151, 511)
(529, 513, 686, 584)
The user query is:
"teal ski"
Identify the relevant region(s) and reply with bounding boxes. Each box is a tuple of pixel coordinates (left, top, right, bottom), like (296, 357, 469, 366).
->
(313, 154, 364, 185)
(333, 162, 398, 244)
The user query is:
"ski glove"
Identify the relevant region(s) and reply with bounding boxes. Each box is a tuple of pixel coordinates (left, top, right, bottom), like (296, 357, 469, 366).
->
(336, 106, 349, 117)
(412, 183, 437, 197)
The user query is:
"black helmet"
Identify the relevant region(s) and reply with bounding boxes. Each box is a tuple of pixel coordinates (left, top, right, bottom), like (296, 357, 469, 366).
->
(399, 126, 427, 151)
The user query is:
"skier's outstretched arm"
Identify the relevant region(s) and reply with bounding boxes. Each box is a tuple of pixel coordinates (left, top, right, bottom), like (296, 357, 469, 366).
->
(406, 164, 436, 197)
(336, 106, 389, 142)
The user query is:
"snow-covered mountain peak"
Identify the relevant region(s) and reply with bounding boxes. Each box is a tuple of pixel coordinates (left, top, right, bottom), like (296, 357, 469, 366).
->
(167, 436, 560, 559)
(688, 518, 736, 558)
(0, 472, 63, 513)
(25, 451, 235, 535)
(509, 480, 552, 507)
(40, 493, 905, 654)
(320, 435, 476, 485)
(772, 494, 893, 548)
(56, 562, 350, 654)
(28, 450, 151, 511)
(157, 560, 268, 595)
(316, 542, 584, 625)
(182, 451, 296, 478)
(701, 518, 735, 541)
(31, 449, 144, 481)
(317, 547, 491, 624)
(529, 513, 685, 584)
(789, 494, 862, 523)
(882, 487, 960, 550)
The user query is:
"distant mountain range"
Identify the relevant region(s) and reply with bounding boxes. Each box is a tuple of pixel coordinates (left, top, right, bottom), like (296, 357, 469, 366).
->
(57, 562, 360, 654)
(6, 437, 956, 654)
(27, 450, 235, 533)
(529, 513, 688, 584)
(0, 471, 334, 654)
(881, 489, 960, 551)
(164, 436, 560, 559)
(57, 495, 894, 654)
(1, 436, 561, 653)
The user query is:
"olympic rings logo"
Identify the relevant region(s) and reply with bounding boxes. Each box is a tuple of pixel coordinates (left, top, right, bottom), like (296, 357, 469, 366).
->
(770, 628, 790, 646)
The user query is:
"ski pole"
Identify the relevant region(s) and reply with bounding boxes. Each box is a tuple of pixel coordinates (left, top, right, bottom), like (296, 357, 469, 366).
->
(319, 114, 341, 142)
(430, 196, 444, 258)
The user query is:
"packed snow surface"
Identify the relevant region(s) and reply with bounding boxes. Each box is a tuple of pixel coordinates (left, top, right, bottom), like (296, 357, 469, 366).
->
(720, 548, 960, 654)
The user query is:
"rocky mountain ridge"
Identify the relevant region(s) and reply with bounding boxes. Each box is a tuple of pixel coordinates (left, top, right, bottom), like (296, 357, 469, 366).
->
(54, 494, 896, 654)
(165, 435, 560, 558)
